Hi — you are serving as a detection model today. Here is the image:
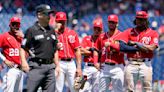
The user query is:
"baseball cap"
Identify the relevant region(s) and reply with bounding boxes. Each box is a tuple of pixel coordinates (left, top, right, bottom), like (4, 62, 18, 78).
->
(108, 14, 118, 23)
(136, 11, 148, 19)
(9, 16, 21, 29)
(35, 4, 53, 13)
(93, 19, 103, 29)
(10, 16, 21, 23)
(55, 12, 67, 21)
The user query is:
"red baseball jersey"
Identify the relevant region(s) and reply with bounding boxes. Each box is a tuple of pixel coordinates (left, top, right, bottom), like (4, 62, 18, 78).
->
(0, 32, 22, 65)
(56, 27, 80, 59)
(121, 28, 159, 58)
(81, 35, 97, 63)
(95, 30, 124, 64)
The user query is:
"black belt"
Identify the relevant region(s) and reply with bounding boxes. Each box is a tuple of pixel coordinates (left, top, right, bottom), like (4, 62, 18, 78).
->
(15, 65, 21, 70)
(30, 58, 54, 64)
(105, 62, 116, 66)
(60, 58, 72, 61)
(128, 58, 151, 62)
(87, 63, 94, 66)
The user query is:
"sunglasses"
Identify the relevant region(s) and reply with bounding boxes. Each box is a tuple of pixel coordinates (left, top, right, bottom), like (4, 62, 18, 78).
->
(10, 22, 20, 30)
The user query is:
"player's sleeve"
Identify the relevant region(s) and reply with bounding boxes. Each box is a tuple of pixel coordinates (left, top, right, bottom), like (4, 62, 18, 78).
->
(80, 37, 87, 48)
(150, 31, 159, 47)
(0, 34, 6, 61)
(21, 28, 33, 50)
(119, 40, 139, 52)
(109, 40, 139, 52)
(0, 34, 4, 47)
(119, 29, 131, 43)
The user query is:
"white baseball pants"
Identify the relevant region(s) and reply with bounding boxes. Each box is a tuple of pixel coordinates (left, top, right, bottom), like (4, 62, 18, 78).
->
(99, 64, 124, 92)
(0, 64, 23, 92)
(79, 63, 100, 92)
(55, 60, 76, 92)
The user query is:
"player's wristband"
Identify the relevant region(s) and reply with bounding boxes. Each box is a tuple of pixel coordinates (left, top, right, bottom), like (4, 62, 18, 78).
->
(0, 52, 6, 61)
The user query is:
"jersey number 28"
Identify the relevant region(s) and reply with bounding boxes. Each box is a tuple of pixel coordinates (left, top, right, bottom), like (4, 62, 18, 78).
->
(9, 48, 19, 56)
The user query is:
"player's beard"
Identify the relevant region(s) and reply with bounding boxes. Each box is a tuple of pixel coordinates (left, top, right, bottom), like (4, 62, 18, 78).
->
(59, 25, 65, 33)
(108, 24, 117, 32)
(136, 24, 147, 31)
(10, 28, 19, 37)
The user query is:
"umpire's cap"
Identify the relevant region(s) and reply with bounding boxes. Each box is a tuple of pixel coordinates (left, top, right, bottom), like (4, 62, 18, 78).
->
(35, 4, 53, 13)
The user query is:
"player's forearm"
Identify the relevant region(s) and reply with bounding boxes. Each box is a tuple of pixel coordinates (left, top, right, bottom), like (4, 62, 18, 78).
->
(80, 47, 91, 55)
(75, 48, 82, 69)
(93, 51, 98, 64)
(137, 43, 157, 52)
(54, 50, 59, 66)
(19, 48, 28, 64)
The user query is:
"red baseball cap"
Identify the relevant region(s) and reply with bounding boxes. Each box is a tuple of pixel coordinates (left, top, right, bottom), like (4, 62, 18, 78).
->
(136, 11, 148, 19)
(108, 14, 118, 23)
(93, 19, 103, 29)
(10, 16, 21, 23)
(55, 12, 67, 21)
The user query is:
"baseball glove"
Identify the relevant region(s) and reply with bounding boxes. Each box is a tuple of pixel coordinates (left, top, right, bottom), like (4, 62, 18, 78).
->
(74, 76, 87, 90)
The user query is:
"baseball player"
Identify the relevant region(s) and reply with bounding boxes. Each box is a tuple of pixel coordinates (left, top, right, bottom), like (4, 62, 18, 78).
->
(121, 11, 159, 92)
(0, 16, 24, 92)
(95, 14, 125, 92)
(79, 18, 103, 92)
(55, 12, 82, 92)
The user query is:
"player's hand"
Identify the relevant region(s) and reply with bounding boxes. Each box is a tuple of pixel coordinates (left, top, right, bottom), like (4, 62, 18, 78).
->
(94, 63, 100, 70)
(105, 42, 110, 47)
(55, 23, 62, 30)
(4, 59, 14, 68)
(55, 65, 60, 78)
(75, 68, 82, 77)
(21, 61, 30, 73)
(15, 31, 24, 38)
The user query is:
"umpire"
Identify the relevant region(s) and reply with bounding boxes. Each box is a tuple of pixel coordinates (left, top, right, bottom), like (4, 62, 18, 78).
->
(19, 4, 59, 92)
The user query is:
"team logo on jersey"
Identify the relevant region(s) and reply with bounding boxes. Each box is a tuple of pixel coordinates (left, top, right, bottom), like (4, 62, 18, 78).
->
(34, 35, 44, 40)
(68, 35, 75, 43)
(141, 37, 151, 44)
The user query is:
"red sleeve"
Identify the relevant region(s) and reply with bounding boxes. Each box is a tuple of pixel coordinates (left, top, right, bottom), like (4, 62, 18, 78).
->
(81, 36, 87, 48)
(0, 34, 4, 47)
(120, 29, 131, 43)
(150, 31, 159, 46)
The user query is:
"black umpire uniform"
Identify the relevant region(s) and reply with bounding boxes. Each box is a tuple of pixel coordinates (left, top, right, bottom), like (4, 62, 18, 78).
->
(21, 4, 58, 92)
